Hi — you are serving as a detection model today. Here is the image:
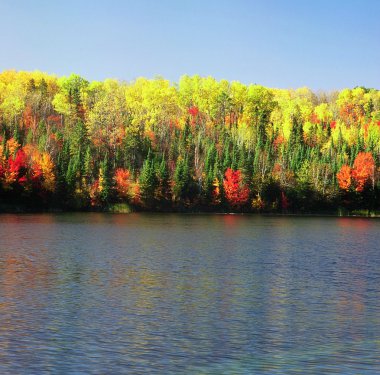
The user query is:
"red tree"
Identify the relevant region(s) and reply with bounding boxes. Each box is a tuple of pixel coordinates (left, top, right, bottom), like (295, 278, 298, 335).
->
(114, 168, 131, 198)
(188, 106, 199, 117)
(337, 164, 352, 191)
(352, 152, 375, 192)
(223, 168, 250, 208)
(7, 149, 28, 186)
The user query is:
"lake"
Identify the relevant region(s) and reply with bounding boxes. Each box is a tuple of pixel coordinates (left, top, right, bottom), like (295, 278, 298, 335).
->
(0, 213, 379, 374)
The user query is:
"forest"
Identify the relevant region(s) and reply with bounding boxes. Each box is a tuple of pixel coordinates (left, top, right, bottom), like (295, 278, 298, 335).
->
(0, 70, 379, 213)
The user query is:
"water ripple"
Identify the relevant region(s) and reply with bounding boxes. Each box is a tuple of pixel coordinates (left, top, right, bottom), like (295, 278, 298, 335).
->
(0, 213, 379, 374)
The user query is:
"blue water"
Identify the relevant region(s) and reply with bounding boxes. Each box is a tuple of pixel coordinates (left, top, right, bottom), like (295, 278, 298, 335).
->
(0, 213, 379, 374)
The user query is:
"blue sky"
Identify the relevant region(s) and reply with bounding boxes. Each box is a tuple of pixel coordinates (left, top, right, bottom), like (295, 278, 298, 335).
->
(0, 0, 379, 89)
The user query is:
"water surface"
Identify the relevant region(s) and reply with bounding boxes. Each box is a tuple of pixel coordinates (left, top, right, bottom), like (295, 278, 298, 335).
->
(0, 214, 379, 374)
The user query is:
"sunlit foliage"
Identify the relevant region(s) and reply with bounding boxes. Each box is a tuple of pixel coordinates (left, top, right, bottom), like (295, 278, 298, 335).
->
(0, 70, 379, 212)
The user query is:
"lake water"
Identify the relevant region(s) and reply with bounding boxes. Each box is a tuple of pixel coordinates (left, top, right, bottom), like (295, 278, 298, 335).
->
(0, 213, 379, 374)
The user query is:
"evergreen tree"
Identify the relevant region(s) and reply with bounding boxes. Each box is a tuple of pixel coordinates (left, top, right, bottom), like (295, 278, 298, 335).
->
(139, 150, 158, 206)
(173, 156, 194, 202)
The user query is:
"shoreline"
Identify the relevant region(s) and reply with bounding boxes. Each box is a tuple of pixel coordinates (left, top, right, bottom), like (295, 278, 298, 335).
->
(1, 204, 380, 218)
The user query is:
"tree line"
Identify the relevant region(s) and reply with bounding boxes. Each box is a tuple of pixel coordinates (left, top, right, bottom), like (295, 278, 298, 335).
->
(0, 70, 379, 212)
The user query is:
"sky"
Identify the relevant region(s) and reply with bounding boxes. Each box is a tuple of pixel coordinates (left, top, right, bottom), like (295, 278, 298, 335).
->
(0, 0, 379, 90)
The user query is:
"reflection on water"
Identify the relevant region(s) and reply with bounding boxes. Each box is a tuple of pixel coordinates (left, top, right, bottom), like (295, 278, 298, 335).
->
(0, 214, 379, 374)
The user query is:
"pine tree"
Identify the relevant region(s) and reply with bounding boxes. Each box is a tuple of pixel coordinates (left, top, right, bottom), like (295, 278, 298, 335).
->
(139, 150, 158, 206)
(173, 155, 193, 201)
(157, 156, 169, 202)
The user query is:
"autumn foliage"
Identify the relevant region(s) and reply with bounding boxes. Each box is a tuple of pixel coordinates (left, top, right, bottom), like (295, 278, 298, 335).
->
(223, 168, 250, 208)
(0, 70, 379, 212)
(337, 165, 352, 191)
(337, 152, 375, 192)
(6, 149, 27, 187)
(114, 168, 131, 198)
(352, 152, 375, 192)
